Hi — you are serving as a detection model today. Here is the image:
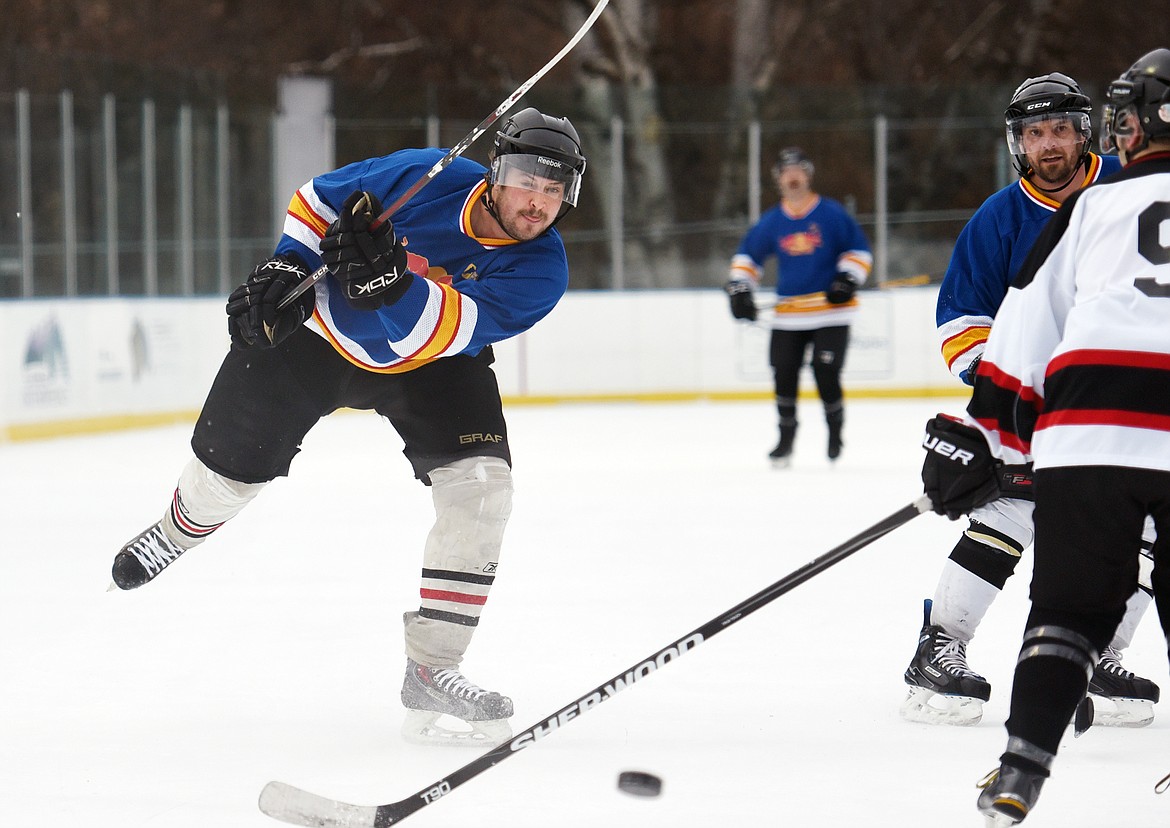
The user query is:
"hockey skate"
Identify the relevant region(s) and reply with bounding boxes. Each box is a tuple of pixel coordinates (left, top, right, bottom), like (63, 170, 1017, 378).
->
(976, 764, 1046, 826)
(1086, 646, 1160, 728)
(111, 520, 187, 589)
(769, 425, 796, 469)
(901, 599, 991, 726)
(827, 421, 843, 461)
(401, 658, 513, 747)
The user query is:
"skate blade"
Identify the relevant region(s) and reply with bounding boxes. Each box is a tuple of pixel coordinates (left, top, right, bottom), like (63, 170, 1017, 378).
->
(1089, 695, 1155, 728)
(770, 456, 792, 469)
(983, 812, 1023, 828)
(900, 686, 984, 726)
(401, 709, 512, 747)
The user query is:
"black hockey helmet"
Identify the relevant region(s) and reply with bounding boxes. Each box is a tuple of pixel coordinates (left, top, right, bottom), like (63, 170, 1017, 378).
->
(772, 146, 814, 178)
(486, 107, 585, 231)
(1100, 48, 1170, 156)
(1004, 72, 1093, 178)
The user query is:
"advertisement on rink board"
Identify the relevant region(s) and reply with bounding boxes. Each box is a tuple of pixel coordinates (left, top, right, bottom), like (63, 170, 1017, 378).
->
(0, 287, 962, 441)
(1, 298, 225, 439)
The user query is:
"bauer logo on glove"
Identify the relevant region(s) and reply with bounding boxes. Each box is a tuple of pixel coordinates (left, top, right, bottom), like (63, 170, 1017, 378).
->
(920, 414, 1002, 520)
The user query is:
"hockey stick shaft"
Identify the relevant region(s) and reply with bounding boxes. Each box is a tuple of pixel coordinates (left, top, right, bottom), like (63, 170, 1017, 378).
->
(276, 0, 611, 312)
(259, 494, 932, 828)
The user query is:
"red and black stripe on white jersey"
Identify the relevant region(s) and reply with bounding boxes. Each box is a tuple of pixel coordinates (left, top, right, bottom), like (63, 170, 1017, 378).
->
(966, 153, 1170, 472)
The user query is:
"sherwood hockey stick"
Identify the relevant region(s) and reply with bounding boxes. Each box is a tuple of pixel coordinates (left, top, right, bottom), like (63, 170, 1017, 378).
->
(276, 0, 612, 313)
(259, 494, 933, 828)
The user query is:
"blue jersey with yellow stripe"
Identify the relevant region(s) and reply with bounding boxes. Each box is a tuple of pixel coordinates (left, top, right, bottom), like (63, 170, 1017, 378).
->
(936, 152, 1120, 384)
(729, 195, 872, 331)
(274, 148, 569, 373)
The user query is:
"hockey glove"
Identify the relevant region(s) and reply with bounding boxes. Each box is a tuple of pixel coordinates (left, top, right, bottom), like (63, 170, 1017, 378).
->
(319, 189, 411, 311)
(226, 254, 313, 349)
(996, 463, 1035, 501)
(825, 274, 857, 305)
(725, 280, 758, 321)
(920, 414, 1001, 520)
(960, 355, 983, 387)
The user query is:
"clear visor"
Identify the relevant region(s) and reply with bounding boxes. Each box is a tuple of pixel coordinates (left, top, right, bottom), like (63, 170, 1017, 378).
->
(491, 154, 582, 207)
(1006, 111, 1090, 156)
(1099, 103, 1136, 154)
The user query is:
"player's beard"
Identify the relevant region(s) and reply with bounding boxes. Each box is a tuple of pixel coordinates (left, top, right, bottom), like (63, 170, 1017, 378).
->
(1032, 147, 1080, 186)
(499, 208, 552, 241)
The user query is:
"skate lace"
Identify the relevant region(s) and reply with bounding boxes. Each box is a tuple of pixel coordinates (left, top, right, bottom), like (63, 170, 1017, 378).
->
(933, 635, 980, 679)
(430, 668, 488, 700)
(1098, 647, 1134, 679)
(128, 527, 183, 575)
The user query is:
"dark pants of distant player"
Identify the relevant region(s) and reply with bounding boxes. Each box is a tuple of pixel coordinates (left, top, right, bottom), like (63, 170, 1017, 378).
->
(768, 325, 849, 429)
(1005, 465, 1170, 759)
(191, 326, 511, 486)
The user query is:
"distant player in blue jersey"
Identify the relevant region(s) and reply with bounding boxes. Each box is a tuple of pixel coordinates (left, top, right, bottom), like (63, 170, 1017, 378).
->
(110, 108, 587, 747)
(902, 74, 1159, 728)
(724, 147, 873, 466)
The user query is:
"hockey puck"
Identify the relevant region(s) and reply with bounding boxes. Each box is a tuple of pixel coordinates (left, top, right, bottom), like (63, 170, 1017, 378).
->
(617, 770, 662, 797)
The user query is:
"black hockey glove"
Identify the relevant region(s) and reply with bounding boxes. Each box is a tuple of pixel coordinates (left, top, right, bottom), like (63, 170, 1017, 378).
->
(825, 274, 857, 305)
(319, 189, 411, 311)
(725, 280, 758, 321)
(996, 463, 1035, 501)
(226, 254, 313, 349)
(961, 355, 983, 387)
(920, 414, 1002, 520)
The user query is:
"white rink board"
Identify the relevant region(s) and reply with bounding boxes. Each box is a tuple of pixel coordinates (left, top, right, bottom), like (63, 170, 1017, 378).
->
(0, 287, 962, 437)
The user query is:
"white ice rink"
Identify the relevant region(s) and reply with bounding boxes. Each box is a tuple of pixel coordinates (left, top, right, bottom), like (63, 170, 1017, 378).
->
(1, 398, 1167, 827)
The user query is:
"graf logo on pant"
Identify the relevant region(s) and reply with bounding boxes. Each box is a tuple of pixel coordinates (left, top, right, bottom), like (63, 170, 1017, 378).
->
(459, 432, 503, 444)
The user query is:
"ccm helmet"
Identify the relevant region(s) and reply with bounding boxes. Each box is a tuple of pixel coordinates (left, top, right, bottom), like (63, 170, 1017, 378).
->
(487, 107, 586, 230)
(1100, 48, 1170, 156)
(1004, 72, 1093, 180)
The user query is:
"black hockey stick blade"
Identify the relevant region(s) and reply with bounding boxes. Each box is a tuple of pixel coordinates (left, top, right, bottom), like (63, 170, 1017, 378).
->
(258, 494, 931, 828)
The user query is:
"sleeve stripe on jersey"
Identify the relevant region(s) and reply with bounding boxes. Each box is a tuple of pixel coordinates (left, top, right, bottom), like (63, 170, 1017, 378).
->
(288, 188, 331, 238)
(967, 360, 1042, 453)
(837, 250, 873, 280)
(730, 254, 761, 282)
(941, 326, 990, 370)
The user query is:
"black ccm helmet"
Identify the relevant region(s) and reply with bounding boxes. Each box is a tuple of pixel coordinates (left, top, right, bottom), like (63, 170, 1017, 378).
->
(1100, 48, 1170, 156)
(1004, 72, 1093, 180)
(486, 107, 586, 231)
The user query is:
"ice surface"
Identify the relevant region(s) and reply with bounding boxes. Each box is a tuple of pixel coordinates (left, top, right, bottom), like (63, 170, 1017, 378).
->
(1, 398, 1165, 827)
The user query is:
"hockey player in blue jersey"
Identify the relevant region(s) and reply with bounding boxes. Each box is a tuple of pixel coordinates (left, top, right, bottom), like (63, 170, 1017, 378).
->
(920, 49, 1170, 824)
(902, 74, 1160, 728)
(724, 147, 873, 466)
(110, 107, 586, 746)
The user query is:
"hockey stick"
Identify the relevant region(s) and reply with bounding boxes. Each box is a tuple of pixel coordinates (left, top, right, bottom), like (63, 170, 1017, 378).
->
(258, 494, 933, 828)
(276, 0, 612, 312)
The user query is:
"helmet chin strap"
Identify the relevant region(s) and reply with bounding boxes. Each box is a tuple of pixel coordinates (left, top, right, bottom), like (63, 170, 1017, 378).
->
(1025, 149, 1089, 194)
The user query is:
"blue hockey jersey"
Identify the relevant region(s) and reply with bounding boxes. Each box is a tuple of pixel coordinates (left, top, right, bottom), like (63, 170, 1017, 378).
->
(275, 148, 569, 373)
(936, 152, 1120, 383)
(729, 195, 872, 331)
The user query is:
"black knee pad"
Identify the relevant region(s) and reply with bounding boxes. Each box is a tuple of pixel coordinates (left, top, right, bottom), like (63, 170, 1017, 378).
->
(949, 532, 1020, 590)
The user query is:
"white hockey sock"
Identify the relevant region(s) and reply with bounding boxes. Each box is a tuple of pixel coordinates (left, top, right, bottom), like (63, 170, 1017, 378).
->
(160, 457, 267, 549)
(405, 456, 513, 668)
(1109, 587, 1153, 652)
(931, 558, 1001, 642)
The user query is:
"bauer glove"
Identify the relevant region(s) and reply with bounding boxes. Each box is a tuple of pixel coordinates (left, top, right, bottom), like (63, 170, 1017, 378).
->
(725, 280, 758, 321)
(319, 190, 411, 311)
(226, 254, 313, 349)
(920, 414, 1002, 520)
